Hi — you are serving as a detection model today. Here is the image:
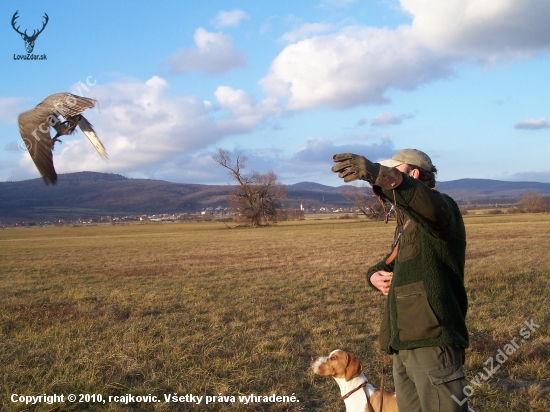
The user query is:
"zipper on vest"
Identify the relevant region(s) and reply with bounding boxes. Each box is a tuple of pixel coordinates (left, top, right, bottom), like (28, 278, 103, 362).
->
(396, 292, 423, 299)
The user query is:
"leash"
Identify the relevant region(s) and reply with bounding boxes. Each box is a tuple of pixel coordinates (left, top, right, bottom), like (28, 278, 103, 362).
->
(363, 357, 388, 412)
(342, 358, 387, 412)
(342, 381, 378, 412)
(385, 219, 410, 265)
(341, 381, 367, 400)
(379, 355, 386, 412)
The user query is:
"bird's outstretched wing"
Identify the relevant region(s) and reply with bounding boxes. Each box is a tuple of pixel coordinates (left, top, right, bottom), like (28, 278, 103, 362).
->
(39, 93, 97, 118)
(17, 92, 108, 185)
(42, 93, 108, 159)
(78, 115, 108, 160)
(18, 108, 57, 184)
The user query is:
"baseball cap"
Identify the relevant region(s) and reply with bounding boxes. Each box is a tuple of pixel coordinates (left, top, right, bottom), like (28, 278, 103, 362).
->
(379, 149, 434, 171)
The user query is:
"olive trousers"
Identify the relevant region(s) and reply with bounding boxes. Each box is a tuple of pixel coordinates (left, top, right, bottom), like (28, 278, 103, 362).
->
(393, 345, 469, 412)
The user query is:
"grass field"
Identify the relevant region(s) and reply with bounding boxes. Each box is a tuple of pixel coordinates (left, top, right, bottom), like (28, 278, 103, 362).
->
(1, 214, 549, 411)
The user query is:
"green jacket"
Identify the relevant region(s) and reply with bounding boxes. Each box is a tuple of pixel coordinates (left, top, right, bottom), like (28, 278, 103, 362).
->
(367, 169, 469, 353)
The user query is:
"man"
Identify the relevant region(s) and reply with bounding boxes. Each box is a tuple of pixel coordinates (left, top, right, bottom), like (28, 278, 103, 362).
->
(331, 149, 470, 412)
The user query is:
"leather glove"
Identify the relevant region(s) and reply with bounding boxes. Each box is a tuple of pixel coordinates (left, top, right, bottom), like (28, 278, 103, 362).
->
(331, 153, 380, 183)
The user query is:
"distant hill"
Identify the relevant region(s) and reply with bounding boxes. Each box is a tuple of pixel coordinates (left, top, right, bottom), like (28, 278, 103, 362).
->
(1, 172, 549, 223)
(1, 172, 229, 223)
(286, 181, 342, 192)
(0, 172, 351, 223)
(437, 179, 550, 201)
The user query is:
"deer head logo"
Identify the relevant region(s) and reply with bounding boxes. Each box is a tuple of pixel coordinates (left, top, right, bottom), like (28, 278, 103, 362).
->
(11, 11, 49, 54)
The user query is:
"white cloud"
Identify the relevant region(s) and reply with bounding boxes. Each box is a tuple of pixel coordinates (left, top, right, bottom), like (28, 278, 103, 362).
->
(281, 23, 333, 43)
(163, 28, 246, 76)
(514, 117, 550, 130)
(9, 76, 279, 182)
(128, 153, 233, 184)
(260, 0, 550, 111)
(264, 136, 396, 184)
(372, 112, 413, 126)
(0, 97, 27, 124)
(402, 0, 550, 59)
(50, 76, 218, 175)
(261, 25, 453, 110)
(294, 136, 395, 164)
(213, 9, 249, 28)
(214, 86, 281, 132)
(4, 141, 24, 152)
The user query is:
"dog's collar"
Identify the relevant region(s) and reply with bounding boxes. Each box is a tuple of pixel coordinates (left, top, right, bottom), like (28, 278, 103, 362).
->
(341, 381, 368, 400)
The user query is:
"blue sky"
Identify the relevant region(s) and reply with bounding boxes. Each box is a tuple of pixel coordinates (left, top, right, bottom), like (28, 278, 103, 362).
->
(1, 0, 549, 186)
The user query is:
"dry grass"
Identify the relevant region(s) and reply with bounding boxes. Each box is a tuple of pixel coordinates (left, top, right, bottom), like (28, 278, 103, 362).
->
(0, 214, 549, 411)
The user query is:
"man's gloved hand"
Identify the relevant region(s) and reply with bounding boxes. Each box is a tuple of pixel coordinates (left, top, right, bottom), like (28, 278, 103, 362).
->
(331, 153, 379, 183)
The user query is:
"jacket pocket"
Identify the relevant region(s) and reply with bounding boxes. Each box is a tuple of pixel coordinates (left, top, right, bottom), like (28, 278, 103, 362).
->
(397, 221, 419, 263)
(428, 364, 465, 385)
(395, 281, 441, 342)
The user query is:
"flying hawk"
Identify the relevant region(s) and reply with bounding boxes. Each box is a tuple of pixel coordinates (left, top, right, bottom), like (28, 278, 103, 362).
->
(18, 92, 108, 185)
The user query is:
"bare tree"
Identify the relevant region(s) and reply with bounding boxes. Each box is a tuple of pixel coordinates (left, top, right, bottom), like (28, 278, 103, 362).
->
(213, 149, 287, 227)
(520, 191, 549, 213)
(340, 183, 387, 220)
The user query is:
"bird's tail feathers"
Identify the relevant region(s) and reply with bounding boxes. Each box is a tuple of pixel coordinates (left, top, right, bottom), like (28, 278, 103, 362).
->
(78, 116, 108, 160)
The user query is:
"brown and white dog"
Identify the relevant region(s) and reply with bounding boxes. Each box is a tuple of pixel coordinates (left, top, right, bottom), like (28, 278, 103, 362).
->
(310, 349, 398, 412)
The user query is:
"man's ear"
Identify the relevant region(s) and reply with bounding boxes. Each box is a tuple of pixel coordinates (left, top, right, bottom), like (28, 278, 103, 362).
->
(345, 353, 363, 381)
(410, 168, 420, 179)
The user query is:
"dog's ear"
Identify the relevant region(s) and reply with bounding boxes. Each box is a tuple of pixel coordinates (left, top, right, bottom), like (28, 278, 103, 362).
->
(345, 352, 363, 381)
